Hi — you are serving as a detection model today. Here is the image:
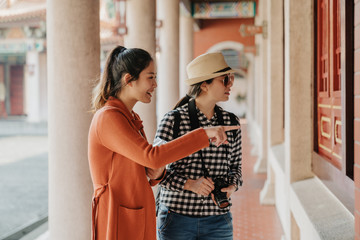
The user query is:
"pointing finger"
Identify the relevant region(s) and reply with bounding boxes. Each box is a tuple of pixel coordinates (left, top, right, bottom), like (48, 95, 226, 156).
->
(223, 125, 240, 131)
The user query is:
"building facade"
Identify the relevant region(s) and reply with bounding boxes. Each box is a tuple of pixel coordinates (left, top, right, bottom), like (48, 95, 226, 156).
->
(250, 0, 359, 239)
(0, 0, 121, 122)
(0, 0, 47, 121)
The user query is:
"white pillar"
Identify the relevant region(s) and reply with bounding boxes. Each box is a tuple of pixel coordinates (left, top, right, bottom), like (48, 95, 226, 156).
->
(254, 0, 268, 173)
(47, 1, 99, 239)
(25, 50, 47, 122)
(157, 0, 180, 121)
(38, 52, 48, 121)
(284, 0, 313, 185)
(247, 52, 259, 155)
(283, 0, 314, 238)
(179, 4, 193, 98)
(245, 54, 254, 121)
(25, 50, 40, 122)
(124, 0, 157, 141)
(267, 0, 284, 147)
(250, 42, 262, 156)
(260, 0, 285, 204)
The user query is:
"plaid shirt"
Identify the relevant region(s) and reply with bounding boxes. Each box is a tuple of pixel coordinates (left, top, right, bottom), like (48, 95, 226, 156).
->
(155, 102, 242, 216)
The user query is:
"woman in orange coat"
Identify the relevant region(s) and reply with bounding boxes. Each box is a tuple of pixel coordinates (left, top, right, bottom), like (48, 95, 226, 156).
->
(88, 46, 239, 240)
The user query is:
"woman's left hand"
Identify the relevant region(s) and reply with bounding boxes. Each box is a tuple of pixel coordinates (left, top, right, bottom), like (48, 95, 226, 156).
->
(211, 184, 237, 206)
(221, 184, 237, 198)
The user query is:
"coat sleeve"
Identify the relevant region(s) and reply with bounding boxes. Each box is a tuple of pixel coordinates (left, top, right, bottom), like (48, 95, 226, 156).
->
(95, 109, 209, 169)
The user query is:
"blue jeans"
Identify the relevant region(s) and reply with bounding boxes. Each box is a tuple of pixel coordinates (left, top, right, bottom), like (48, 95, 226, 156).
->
(157, 205, 233, 240)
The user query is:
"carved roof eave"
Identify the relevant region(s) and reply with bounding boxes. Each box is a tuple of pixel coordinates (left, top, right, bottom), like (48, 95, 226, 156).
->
(0, 8, 46, 28)
(0, 6, 122, 47)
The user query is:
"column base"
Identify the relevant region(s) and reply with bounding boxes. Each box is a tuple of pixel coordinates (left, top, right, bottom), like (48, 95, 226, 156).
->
(253, 156, 267, 173)
(251, 145, 258, 156)
(260, 179, 275, 205)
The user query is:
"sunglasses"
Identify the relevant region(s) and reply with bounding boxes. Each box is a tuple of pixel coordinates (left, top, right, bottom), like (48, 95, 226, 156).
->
(222, 74, 234, 87)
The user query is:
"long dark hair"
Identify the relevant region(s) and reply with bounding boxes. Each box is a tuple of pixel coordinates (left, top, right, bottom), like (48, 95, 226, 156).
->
(173, 79, 213, 109)
(92, 46, 153, 112)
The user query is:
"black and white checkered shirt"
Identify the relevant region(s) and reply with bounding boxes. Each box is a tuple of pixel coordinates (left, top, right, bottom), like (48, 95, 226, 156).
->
(155, 102, 242, 216)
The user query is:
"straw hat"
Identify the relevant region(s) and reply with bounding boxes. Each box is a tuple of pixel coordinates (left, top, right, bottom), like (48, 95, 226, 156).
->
(185, 52, 236, 86)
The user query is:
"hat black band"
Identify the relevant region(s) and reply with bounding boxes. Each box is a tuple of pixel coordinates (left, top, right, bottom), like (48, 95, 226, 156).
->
(213, 67, 231, 73)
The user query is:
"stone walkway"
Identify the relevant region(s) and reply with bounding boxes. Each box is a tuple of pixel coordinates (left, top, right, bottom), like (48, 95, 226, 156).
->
(0, 136, 48, 240)
(231, 125, 284, 239)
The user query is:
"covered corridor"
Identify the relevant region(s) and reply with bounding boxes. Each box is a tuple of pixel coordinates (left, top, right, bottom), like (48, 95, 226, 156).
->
(0, 0, 358, 239)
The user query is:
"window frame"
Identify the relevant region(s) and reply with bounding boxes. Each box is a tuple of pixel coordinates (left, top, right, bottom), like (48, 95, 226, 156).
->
(313, 0, 354, 212)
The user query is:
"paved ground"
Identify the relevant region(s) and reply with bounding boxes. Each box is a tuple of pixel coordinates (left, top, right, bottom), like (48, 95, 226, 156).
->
(0, 136, 48, 240)
(231, 125, 284, 239)
(0, 136, 48, 166)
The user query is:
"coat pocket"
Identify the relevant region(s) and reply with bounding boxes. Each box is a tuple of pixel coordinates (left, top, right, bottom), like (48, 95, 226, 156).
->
(117, 205, 145, 240)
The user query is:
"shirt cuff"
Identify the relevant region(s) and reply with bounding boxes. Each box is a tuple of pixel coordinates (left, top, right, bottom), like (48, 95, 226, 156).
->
(165, 175, 187, 192)
(149, 169, 166, 186)
(229, 177, 241, 191)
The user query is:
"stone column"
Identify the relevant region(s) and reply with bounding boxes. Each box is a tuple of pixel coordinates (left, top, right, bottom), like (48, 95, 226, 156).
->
(268, 0, 284, 146)
(25, 50, 40, 122)
(124, 0, 157, 141)
(247, 51, 259, 155)
(284, 0, 313, 184)
(254, 0, 268, 173)
(249, 0, 264, 157)
(260, 0, 284, 204)
(0, 65, 6, 118)
(47, 1, 99, 239)
(249, 50, 261, 156)
(179, 3, 193, 98)
(245, 54, 254, 122)
(38, 52, 48, 121)
(25, 49, 47, 122)
(284, 0, 314, 238)
(157, 0, 180, 121)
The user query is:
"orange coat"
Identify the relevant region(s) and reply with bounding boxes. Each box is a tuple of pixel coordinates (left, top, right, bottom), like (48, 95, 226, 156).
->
(88, 97, 209, 240)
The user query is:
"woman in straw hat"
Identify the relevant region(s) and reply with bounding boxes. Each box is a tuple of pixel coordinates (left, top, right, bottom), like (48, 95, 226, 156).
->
(88, 46, 239, 240)
(155, 52, 242, 240)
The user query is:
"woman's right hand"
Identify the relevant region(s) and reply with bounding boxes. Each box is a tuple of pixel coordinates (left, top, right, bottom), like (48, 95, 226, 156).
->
(184, 177, 214, 196)
(203, 125, 240, 147)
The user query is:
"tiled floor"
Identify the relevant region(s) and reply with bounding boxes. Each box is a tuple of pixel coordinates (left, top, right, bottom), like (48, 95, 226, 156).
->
(231, 124, 284, 240)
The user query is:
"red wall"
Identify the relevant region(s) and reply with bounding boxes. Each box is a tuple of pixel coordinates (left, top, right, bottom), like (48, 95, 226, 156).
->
(193, 18, 255, 58)
(355, 0, 360, 239)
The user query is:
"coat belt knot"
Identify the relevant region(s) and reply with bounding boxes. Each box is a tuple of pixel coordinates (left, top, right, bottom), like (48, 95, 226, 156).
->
(92, 183, 108, 240)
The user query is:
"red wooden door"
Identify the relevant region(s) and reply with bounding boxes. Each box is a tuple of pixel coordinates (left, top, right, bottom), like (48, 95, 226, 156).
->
(317, 0, 342, 169)
(10, 65, 24, 115)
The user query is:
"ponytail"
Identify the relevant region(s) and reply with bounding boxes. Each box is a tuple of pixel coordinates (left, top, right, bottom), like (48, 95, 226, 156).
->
(173, 78, 214, 110)
(173, 94, 192, 109)
(92, 46, 125, 112)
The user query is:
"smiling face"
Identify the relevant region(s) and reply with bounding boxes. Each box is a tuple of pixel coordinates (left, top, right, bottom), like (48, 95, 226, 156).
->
(131, 60, 157, 103)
